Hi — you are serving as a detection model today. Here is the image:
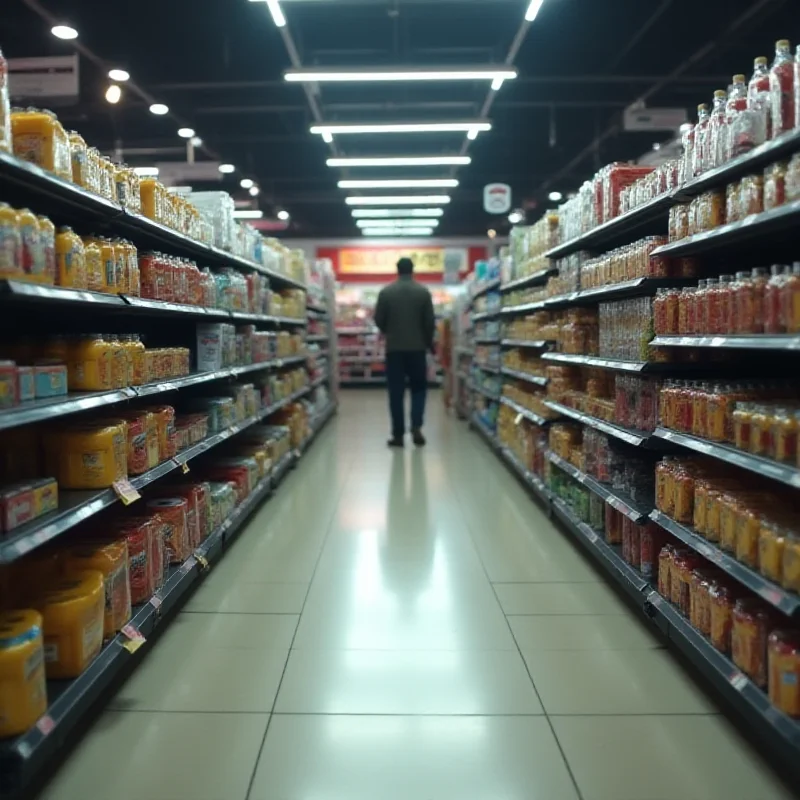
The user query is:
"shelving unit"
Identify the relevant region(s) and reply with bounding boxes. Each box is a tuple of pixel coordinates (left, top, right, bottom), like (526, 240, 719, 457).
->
(500, 366, 548, 386)
(499, 396, 551, 427)
(543, 400, 660, 448)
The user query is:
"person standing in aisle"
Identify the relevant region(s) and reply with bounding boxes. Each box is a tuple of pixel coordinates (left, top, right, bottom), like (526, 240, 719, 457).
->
(374, 256, 436, 448)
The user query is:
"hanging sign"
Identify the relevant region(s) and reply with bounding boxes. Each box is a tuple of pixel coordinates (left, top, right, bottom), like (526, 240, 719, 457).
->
(339, 248, 445, 275)
(8, 56, 79, 100)
(483, 183, 512, 215)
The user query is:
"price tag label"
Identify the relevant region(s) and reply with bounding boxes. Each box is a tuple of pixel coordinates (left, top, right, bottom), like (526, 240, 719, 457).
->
(113, 479, 141, 506)
(514, 413, 523, 426)
(729, 671, 749, 692)
(195, 554, 210, 572)
(121, 623, 146, 654)
(182, 462, 190, 474)
(150, 595, 163, 610)
(36, 714, 56, 736)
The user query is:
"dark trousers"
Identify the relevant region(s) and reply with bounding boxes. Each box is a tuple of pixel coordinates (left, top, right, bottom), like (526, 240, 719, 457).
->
(385, 351, 428, 437)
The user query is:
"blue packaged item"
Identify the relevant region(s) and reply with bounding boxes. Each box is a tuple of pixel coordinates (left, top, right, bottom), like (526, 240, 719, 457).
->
(33, 363, 67, 398)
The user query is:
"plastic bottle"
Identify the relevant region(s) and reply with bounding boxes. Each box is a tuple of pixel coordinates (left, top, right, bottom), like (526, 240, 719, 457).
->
(786, 262, 800, 334)
(706, 90, 728, 171)
(770, 39, 796, 138)
(764, 264, 789, 334)
(55, 227, 86, 288)
(0, 47, 10, 153)
(18, 208, 46, 282)
(37, 215, 56, 284)
(748, 56, 772, 143)
(795, 45, 800, 131)
(83, 237, 103, 292)
(723, 75, 748, 163)
(699, 278, 716, 334)
(692, 104, 711, 177)
(681, 123, 695, 185)
(0, 203, 21, 277)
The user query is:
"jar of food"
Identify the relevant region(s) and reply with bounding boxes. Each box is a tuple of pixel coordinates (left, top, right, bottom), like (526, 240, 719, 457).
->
(750, 404, 772, 455)
(690, 569, 716, 636)
(740, 173, 764, 217)
(106, 335, 129, 389)
(705, 486, 726, 544)
(672, 550, 703, 614)
(112, 238, 127, 294)
(11, 108, 63, 175)
(732, 598, 775, 687)
(771, 406, 797, 462)
(673, 466, 695, 524)
(733, 402, 754, 450)
(764, 161, 788, 210)
(782, 531, 800, 592)
(47, 420, 127, 489)
(768, 630, 800, 718)
(113, 410, 149, 475)
(735, 502, 761, 567)
(730, 500, 759, 555)
(759, 518, 786, 583)
(36, 214, 56, 285)
(82, 236, 103, 292)
(119, 333, 146, 386)
(95, 237, 116, 293)
(658, 544, 675, 597)
(709, 582, 739, 654)
(694, 478, 710, 535)
(66, 334, 113, 391)
(146, 497, 190, 564)
(655, 458, 673, 513)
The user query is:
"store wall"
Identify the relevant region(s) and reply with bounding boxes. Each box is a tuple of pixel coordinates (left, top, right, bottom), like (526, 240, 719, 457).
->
(287, 237, 491, 284)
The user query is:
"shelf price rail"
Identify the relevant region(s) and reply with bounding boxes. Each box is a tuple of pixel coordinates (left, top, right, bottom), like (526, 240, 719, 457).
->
(466, 415, 800, 778)
(0, 406, 335, 797)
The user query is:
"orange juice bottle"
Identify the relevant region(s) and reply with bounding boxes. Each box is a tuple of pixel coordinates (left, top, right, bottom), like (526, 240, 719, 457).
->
(67, 334, 113, 391)
(98, 237, 116, 292)
(68, 131, 88, 186)
(0, 203, 21, 278)
(82, 236, 103, 292)
(55, 227, 86, 288)
(120, 334, 145, 385)
(18, 207, 47, 283)
(37, 215, 56, 284)
(11, 108, 60, 173)
(113, 238, 128, 293)
(107, 335, 129, 388)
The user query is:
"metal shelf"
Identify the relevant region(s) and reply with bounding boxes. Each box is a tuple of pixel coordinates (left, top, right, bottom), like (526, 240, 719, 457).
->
(455, 345, 475, 355)
(651, 334, 800, 351)
(307, 334, 330, 343)
(545, 192, 673, 259)
(649, 510, 800, 616)
(500, 299, 549, 315)
(652, 427, 800, 489)
(0, 385, 313, 564)
(499, 396, 551, 426)
(337, 327, 378, 335)
(545, 277, 693, 308)
(0, 404, 337, 797)
(547, 451, 652, 523)
(500, 267, 557, 293)
(542, 352, 657, 372)
(306, 302, 328, 314)
(500, 366, 548, 386)
(468, 278, 501, 305)
(471, 309, 502, 321)
(544, 400, 661, 448)
(651, 199, 800, 258)
(0, 151, 306, 291)
(473, 336, 501, 345)
(468, 382, 500, 402)
(500, 339, 552, 349)
(475, 362, 501, 374)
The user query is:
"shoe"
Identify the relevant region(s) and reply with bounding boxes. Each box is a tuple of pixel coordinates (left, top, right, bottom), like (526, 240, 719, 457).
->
(387, 436, 404, 448)
(412, 428, 426, 446)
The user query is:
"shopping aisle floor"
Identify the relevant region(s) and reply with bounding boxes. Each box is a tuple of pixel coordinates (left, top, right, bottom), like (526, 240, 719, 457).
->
(40, 391, 794, 800)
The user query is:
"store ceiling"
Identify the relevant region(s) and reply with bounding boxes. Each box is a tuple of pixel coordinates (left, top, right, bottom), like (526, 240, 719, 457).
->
(2, 0, 796, 238)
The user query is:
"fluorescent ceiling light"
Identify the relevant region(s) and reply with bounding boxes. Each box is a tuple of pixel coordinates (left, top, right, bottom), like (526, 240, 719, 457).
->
(149, 103, 169, 115)
(108, 69, 130, 82)
(327, 156, 470, 168)
(525, 0, 545, 22)
(338, 179, 458, 189)
(51, 25, 78, 39)
(345, 195, 451, 206)
(491, 77, 504, 91)
(467, 129, 480, 141)
(286, 67, 517, 83)
(240, 178, 255, 189)
(265, 0, 287, 27)
(277, 210, 290, 221)
(218, 163, 236, 174)
(191, 136, 203, 146)
(321, 131, 334, 144)
(352, 208, 445, 218)
(133, 167, 159, 177)
(361, 228, 435, 236)
(548, 191, 563, 202)
(233, 210, 264, 219)
(178, 127, 195, 138)
(312, 121, 491, 136)
(249, 186, 260, 196)
(356, 219, 439, 228)
(105, 85, 122, 104)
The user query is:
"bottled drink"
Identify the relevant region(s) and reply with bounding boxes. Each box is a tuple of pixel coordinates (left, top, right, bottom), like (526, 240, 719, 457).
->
(723, 75, 748, 162)
(706, 90, 727, 171)
(692, 104, 710, 177)
(748, 56, 772, 143)
(769, 39, 795, 138)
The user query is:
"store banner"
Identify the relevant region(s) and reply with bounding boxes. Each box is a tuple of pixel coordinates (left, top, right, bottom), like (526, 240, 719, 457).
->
(339, 248, 445, 275)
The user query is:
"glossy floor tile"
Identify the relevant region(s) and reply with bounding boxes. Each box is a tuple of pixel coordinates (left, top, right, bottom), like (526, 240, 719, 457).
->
(249, 715, 579, 800)
(41, 393, 789, 800)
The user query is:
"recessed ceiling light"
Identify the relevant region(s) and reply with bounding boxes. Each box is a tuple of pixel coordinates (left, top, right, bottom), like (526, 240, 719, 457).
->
(356, 219, 440, 228)
(508, 210, 524, 224)
(351, 208, 445, 218)
(149, 103, 169, 115)
(286, 67, 517, 83)
(249, 186, 260, 196)
(178, 127, 196, 139)
(548, 191, 563, 202)
(311, 121, 491, 136)
(108, 69, 130, 82)
(277, 210, 290, 221)
(525, 0, 545, 22)
(327, 156, 470, 168)
(232, 210, 264, 219)
(345, 195, 451, 206)
(105, 85, 122, 104)
(360, 227, 435, 236)
(338, 179, 458, 189)
(240, 178, 255, 189)
(51, 25, 78, 39)
(191, 136, 203, 146)
(218, 164, 236, 174)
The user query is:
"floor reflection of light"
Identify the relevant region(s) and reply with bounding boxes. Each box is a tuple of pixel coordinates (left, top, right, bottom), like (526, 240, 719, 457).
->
(342, 649, 461, 672)
(323, 714, 489, 747)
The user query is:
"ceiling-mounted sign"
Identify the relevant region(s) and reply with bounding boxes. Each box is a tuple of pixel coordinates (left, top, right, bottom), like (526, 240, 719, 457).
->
(483, 183, 512, 215)
(8, 56, 79, 100)
(156, 161, 222, 186)
(339, 248, 446, 275)
(623, 105, 688, 132)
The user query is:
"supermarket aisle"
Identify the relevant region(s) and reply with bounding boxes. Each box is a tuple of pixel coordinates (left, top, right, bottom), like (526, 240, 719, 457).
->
(40, 392, 792, 800)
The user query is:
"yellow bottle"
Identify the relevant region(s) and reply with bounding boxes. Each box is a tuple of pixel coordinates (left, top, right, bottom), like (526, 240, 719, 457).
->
(98, 238, 116, 292)
(68, 131, 88, 186)
(36, 571, 104, 678)
(83, 236, 103, 292)
(11, 108, 60, 173)
(55, 226, 86, 289)
(113, 238, 127, 293)
(139, 178, 159, 220)
(46, 420, 127, 489)
(120, 333, 145, 385)
(0, 202, 21, 278)
(0, 609, 47, 736)
(37, 215, 56, 284)
(66, 333, 113, 391)
(107, 335, 129, 388)
(18, 207, 46, 283)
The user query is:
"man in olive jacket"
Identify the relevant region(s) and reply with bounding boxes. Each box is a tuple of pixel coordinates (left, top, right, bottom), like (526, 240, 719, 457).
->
(374, 257, 435, 447)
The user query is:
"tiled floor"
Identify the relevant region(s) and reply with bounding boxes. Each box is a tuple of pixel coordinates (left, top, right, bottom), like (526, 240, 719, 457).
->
(39, 391, 793, 800)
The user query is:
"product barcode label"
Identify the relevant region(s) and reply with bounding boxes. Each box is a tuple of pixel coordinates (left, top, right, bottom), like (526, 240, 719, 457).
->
(729, 672, 749, 691)
(113, 479, 141, 506)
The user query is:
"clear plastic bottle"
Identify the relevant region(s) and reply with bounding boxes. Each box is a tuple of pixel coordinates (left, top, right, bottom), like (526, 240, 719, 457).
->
(706, 90, 728, 171)
(722, 75, 748, 163)
(795, 45, 800, 131)
(681, 123, 695, 185)
(0, 47, 10, 153)
(692, 104, 711, 177)
(770, 39, 796, 138)
(748, 56, 772, 143)
(764, 264, 789, 334)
